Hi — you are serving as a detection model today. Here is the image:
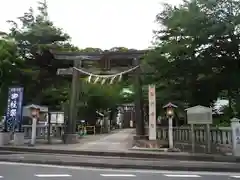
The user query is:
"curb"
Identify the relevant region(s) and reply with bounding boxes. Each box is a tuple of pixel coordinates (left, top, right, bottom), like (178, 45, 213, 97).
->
(130, 147, 168, 152)
(130, 147, 180, 152)
(0, 146, 239, 163)
(0, 158, 240, 172)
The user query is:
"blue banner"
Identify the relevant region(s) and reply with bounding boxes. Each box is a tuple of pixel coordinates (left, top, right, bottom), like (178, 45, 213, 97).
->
(5, 87, 24, 132)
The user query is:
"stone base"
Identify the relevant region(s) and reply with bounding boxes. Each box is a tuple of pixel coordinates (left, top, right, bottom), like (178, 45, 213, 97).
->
(62, 133, 78, 144)
(13, 132, 25, 146)
(133, 139, 168, 149)
(133, 135, 148, 140)
(0, 132, 10, 146)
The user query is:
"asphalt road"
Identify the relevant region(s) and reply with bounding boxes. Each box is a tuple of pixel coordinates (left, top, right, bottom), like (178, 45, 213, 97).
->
(0, 161, 240, 180)
(1, 152, 240, 172)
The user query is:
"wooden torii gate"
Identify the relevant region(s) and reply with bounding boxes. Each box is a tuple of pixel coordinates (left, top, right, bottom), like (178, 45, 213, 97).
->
(51, 50, 147, 143)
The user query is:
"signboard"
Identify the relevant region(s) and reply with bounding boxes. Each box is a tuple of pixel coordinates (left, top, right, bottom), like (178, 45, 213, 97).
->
(186, 105, 212, 124)
(50, 112, 64, 124)
(5, 87, 24, 132)
(148, 85, 156, 140)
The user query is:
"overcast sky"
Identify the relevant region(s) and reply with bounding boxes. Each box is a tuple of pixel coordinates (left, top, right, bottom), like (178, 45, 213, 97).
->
(0, 0, 182, 50)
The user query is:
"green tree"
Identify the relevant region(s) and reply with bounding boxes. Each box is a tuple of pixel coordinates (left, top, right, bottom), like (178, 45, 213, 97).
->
(145, 0, 240, 113)
(0, 39, 25, 115)
(7, 0, 71, 108)
(5, 0, 138, 123)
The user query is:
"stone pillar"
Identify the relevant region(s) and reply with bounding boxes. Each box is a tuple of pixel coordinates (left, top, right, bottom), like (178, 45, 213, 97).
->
(102, 116, 110, 133)
(63, 60, 81, 144)
(13, 132, 25, 146)
(0, 132, 10, 146)
(231, 117, 240, 156)
(30, 117, 37, 146)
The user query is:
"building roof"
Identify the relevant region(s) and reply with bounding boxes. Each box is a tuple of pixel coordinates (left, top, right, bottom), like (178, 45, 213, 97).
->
(162, 102, 178, 108)
(23, 104, 48, 112)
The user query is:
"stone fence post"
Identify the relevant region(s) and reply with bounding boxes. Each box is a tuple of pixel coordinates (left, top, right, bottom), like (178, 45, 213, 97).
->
(231, 117, 240, 156)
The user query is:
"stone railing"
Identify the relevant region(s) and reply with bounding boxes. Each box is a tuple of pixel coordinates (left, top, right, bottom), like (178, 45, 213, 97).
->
(145, 126, 232, 153)
(22, 124, 64, 139)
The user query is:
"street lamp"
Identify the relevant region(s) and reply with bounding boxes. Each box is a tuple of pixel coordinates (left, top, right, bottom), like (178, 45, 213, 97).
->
(29, 105, 40, 146)
(166, 108, 174, 117)
(163, 102, 178, 149)
(31, 107, 40, 118)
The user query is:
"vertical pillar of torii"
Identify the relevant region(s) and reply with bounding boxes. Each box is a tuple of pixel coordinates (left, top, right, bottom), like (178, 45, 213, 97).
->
(57, 60, 81, 144)
(133, 57, 145, 139)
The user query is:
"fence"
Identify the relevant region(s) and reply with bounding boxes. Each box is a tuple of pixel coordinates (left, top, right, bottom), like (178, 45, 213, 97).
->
(22, 124, 64, 139)
(145, 126, 232, 153)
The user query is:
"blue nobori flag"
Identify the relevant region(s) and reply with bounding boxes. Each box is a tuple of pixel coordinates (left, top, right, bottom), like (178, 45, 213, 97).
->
(5, 87, 24, 132)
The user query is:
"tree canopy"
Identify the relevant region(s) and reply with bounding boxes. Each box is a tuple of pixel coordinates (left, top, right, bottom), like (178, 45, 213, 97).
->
(144, 0, 240, 120)
(0, 0, 133, 122)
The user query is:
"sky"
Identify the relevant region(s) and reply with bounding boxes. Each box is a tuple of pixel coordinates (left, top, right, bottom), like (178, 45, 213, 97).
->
(0, 0, 182, 50)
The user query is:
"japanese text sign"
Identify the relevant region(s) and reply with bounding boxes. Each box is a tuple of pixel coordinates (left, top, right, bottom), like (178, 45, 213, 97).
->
(5, 87, 24, 131)
(148, 85, 156, 140)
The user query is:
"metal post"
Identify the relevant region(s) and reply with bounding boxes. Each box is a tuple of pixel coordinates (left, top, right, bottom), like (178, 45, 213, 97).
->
(168, 116, 173, 148)
(133, 58, 144, 137)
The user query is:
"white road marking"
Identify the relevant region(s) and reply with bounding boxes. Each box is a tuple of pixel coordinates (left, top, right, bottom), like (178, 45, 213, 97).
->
(100, 174, 136, 177)
(231, 176, 240, 178)
(164, 174, 201, 177)
(35, 174, 72, 177)
(88, 142, 121, 145)
(0, 176, 3, 178)
(1, 161, 240, 177)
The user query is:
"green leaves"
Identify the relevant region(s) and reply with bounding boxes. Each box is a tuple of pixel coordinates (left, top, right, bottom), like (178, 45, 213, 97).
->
(0, 39, 25, 115)
(2, 0, 134, 117)
(144, 0, 240, 112)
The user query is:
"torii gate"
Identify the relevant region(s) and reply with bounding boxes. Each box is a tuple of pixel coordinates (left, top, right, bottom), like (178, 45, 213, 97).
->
(50, 50, 147, 143)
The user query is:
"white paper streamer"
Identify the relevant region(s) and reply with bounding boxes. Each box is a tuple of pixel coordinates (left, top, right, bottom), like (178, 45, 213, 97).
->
(110, 75, 117, 84)
(118, 74, 122, 81)
(94, 76, 100, 84)
(73, 65, 139, 85)
(101, 78, 107, 85)
(88, 75, 92, 83)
